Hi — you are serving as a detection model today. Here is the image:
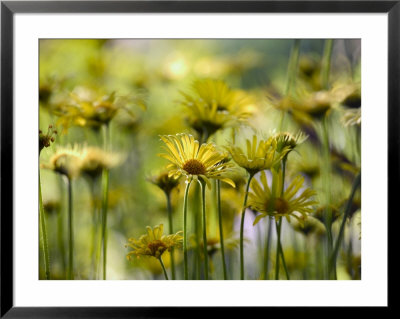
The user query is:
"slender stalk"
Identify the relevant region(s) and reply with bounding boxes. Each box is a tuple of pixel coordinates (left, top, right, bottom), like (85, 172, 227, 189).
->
(39, 173, 50, 279)
(321, 39, 334, 90)
(100, 124, 110, 280)
(165, 192, 176, 280)
(240, 173, 254, 280)
(100, 168, 109, 280)
(275, 218, 290, 280)
(274, 219, 281, 279)
(216, 180, 227, 280)
(191, 183, 201, 280)
(67, 177, 73, 280)
(263, 217, 272, 279)
(199, 179, 209, 280)
(159, 257, 169, 280)
(183, 180, 192, 280)
(89, 182, 98, 279)
(321, 117, 335, 279)
(320, 39, 335, 279)
(329, 173, 361, 276)
(285, 39, 301, 96)
(275, 158, 290, 280)
(279, 39, 301, 131)
(56, 201, 66, 277)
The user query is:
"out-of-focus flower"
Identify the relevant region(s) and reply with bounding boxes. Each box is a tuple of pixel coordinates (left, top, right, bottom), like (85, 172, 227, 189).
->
(55, 86, 145, 132)
(298, 55, 322, 90)
(159, 134, 235, 188)
(291, 215, 326, 237)
(340, 82, 361, 109)
(79, 146, 125, 180)
(314, 204, 341, 224)
(249, 170, 318, 224)
(271, 131, 307, 155)
(43, 145, 84, 179)
(147, 171, 180, 196)
(271, 82, 359, 125)
(125, 224, 182, 260)
(181, 79, 256, 140)
(226, 135, 284, 176)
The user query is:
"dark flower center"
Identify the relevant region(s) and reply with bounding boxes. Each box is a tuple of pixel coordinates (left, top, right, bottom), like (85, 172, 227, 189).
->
(265, 197, 289, 215)
(147, 240, 167, 257)
(183, 159, 206, 175)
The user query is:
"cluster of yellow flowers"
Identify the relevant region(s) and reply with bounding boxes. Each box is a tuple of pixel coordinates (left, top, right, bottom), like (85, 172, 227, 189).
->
(124, 79, 321, 280)
(39, 39, 361, 281)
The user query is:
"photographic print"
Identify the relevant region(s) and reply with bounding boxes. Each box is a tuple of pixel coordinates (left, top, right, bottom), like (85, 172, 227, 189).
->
(38, 38, 361, 281)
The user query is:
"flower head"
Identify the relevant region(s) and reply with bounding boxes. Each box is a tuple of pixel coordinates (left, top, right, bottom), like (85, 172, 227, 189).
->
(249, 171, 318, 224)
(125, 224, 183, 260)
(271, 131, 307, 155)
(55, 86, 145, 132)
(226, 135, 284, 176)
(159, 133, 235, 188)
(147, 171, 180, 196)
(291, 215, 326, 237)
(45, 145, 83, 179)
(181, 79, 255, 140)
(79, 146, 125, 180)
(39, 125, 57, 154)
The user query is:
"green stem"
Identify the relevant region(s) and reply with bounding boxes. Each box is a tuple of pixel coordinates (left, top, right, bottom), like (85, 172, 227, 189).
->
(89, 182, 98, 280)
(274, 219, 281, 279)
(183, 180, 192, 280)
(329, 173, 361, 276)
(191, 184, 201, 280)
(240, 173, 254, 280)
(321, 39, 334, 90)
(199, 179, 209, 280)
(275, 218, 290, 280)
(320, 39, 335, 279)
(216, 180, 227, 280)
(101, 168, 109, 280)
(101, 124, 110, 280)
(263, 217, 272, 279)
(275, 158, 290, 280)
(67, 177, 73, 280)
(279, 39, 301, 131)
(39, 173, 50, 279)
(159, 257, 169, 280)
(56, 202, 66, 277)
(321, 116, 335, 279)
(285, 39, 301, 96)
(165, 192, 176, 280)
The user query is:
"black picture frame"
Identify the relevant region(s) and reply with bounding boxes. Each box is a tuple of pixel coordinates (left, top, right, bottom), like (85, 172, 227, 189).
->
(0, 1, 394, 317)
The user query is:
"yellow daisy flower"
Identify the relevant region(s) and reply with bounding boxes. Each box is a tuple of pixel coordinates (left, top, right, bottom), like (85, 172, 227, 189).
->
(181, 79, 255, 140)
(249, 170, 317, 224)
(125, 224, 183, 260)
(158, 133, 235, 188)
(225, 135, 284, 176)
